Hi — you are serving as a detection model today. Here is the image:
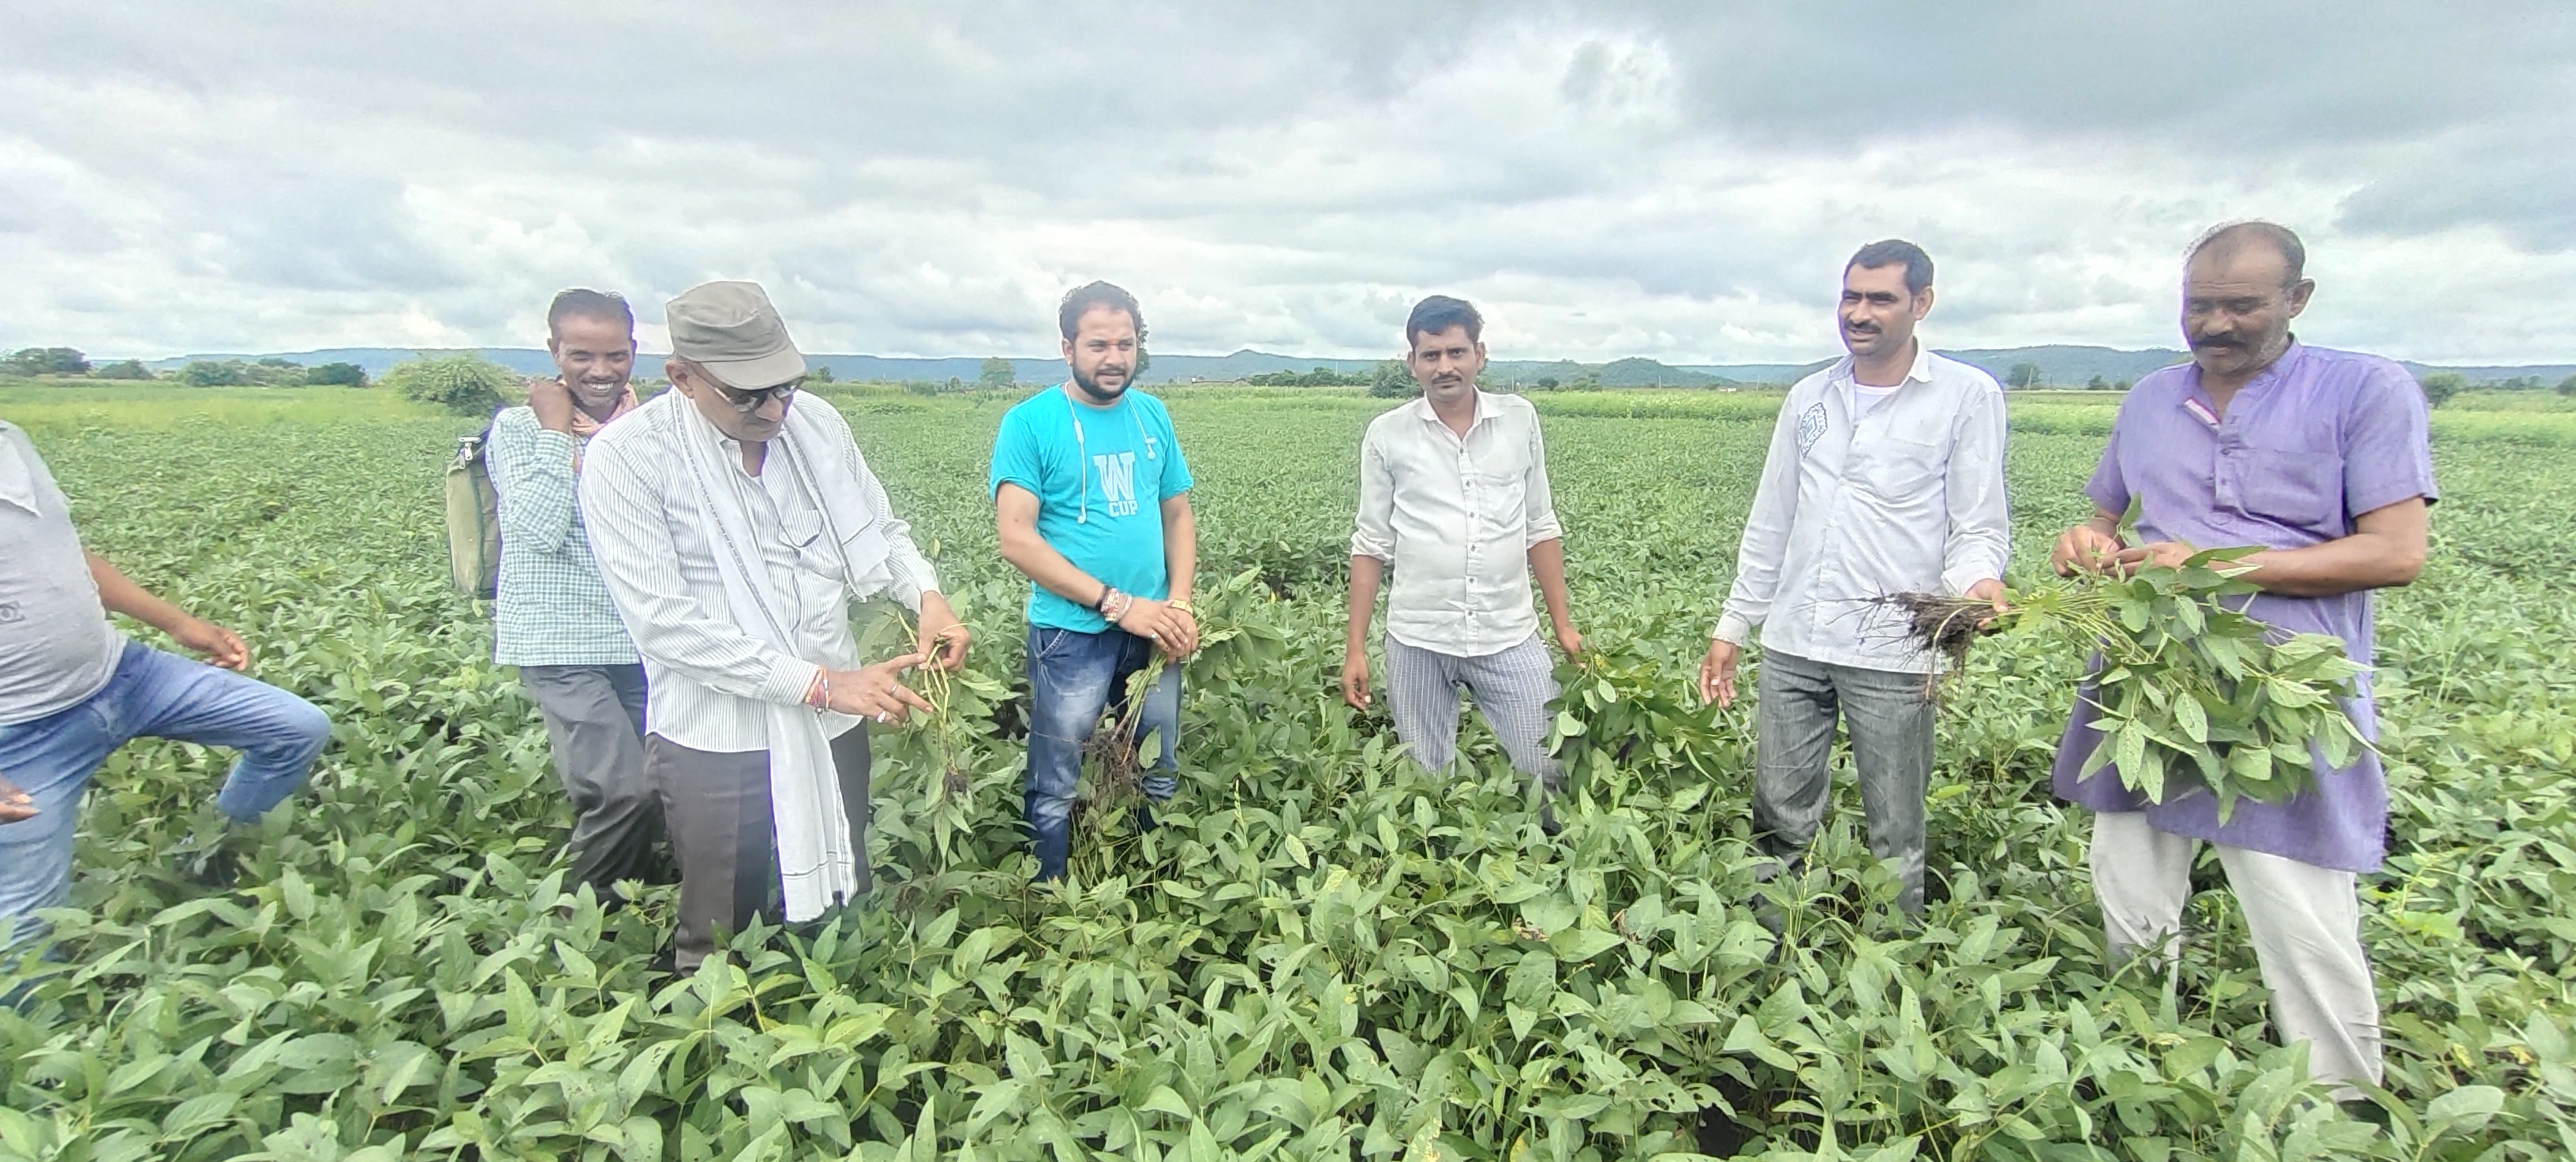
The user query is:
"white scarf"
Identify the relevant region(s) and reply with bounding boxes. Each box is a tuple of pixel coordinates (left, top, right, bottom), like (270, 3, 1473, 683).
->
(664, 394, 892, 920)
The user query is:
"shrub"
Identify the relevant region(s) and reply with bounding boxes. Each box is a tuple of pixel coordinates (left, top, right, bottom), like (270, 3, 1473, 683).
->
(1248, 366, 1369, 388)
(2, 347, 90, 376)
(90, 359, 152, 381)
(383, 353, 518, 415)
(1368, 359, 1414, 398)
(2418, 371, 2467, 410)
(178, 360, 247, 387)
(304, 362, 369, 387)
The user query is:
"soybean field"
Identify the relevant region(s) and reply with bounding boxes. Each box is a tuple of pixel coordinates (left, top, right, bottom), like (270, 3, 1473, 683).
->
(2, 383, 2574, 1161)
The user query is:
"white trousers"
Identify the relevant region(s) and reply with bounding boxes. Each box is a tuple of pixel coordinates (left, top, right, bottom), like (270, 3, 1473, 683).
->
(2090, 812, 2383, 1096)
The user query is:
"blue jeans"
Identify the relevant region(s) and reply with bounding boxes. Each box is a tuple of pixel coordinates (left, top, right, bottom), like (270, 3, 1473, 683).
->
(0, 641, 331, 949)
(1024, 625, 1180, 881)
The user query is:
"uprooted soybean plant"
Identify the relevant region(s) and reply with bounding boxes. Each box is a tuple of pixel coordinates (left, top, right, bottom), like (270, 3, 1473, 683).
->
(1881, 553, 2374, 820)
(2, 384, 2572, 1161)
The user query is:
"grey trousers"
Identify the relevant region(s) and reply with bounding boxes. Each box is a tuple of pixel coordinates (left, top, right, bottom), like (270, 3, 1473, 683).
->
(1752, 650, 1935, 913)
(1383, 633, 1562, 789)
(2091, 812, 2382, 1096)
(646, 727, 871, 971)
(518, 664, 659, 898)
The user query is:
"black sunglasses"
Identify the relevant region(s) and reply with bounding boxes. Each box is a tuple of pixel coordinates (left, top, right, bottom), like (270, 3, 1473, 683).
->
(711, 377, 803, 413)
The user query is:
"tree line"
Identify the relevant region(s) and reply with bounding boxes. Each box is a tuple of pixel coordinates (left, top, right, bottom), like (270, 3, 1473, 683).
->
(2413, 371, 2576, 408)
(2, 347, 368, 388)
(16, 343, 2573, 412)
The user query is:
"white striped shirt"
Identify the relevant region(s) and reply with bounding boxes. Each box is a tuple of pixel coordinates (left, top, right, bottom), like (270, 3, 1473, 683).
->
(578, 391, 938, 753)
(1350, 390, 1565, 658)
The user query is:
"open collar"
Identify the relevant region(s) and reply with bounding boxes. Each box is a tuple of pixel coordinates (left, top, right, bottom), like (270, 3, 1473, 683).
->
(1829, 343, 1936, 389)
(2181, 338, 2305, 428)
(1407, 388, 1495, 433)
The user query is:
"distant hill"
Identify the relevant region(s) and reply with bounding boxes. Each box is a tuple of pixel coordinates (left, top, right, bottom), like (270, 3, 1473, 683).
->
(2394, 360, 2576, 382)
(135, 347, 1358, 386)
(1678, 361, 1830, 385)
(1942, 345, 2192, 386)
(131, 347, 1741, 388)
(1685, 346, 2191, 388)
(125, 344, 2574, 388)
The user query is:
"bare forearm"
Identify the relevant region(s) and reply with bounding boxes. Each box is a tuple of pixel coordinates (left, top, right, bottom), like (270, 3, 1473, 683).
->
(85, 552, 196, 635)
(2236, 535, 2426, 596)
(1163, 500, 1196, 605)
(1527, 538, 1574, 629)
(1345, 555, 1383, 651)
(2133, 500, 2427, 597)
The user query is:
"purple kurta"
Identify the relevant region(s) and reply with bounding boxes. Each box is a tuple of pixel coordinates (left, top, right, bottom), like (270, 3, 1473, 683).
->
(2050, 342, 2436, 872)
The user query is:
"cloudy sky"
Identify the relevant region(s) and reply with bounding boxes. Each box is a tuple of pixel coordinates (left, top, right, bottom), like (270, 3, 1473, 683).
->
(4, 2, 2570, 364)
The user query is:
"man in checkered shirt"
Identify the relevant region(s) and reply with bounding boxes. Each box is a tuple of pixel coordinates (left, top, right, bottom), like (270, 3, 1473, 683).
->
(489, 289, 661, 906)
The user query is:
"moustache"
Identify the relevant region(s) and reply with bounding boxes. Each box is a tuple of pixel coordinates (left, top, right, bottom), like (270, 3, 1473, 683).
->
(1844, 322, 1880, 333)
(2192, 337, 2246, 350)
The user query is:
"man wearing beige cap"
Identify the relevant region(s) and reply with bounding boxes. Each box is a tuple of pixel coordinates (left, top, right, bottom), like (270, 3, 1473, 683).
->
(580, 279, 968, 969)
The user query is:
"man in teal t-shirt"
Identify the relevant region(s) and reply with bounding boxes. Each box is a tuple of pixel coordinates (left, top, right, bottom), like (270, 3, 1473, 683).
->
(990, 281, 1197, 881)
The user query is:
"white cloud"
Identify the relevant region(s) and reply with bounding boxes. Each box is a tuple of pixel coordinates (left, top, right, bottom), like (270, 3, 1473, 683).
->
(0, 1, 2569, 364)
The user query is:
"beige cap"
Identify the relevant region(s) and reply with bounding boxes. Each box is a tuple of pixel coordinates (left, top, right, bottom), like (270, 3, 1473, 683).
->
(665, 280, 806, 389)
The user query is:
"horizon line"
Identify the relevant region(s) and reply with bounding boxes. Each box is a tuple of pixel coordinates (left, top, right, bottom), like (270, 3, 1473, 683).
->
(71, 343, 2576, 372)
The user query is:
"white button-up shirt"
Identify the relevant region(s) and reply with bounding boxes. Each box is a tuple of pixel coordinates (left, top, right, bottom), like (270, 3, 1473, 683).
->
(1716, 346, 2010, 674)
(580, 392, 938, 752)
(1350, 390, 1564, 657)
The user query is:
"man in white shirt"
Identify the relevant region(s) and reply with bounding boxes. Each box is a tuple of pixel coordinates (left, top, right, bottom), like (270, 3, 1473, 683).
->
(580, 280, 968, 970)
(1697, 241, 2010, 916)
(1344, 296, 1582, 823)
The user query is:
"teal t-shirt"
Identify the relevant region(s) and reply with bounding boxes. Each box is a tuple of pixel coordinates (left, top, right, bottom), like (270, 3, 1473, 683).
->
(989, 385, 1193, 632)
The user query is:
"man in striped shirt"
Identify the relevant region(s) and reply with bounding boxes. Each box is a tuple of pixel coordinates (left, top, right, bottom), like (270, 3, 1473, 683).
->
(1343, 296, 1581, 827)
(488, 289, 657, 905)
(581, 281, 967, 970)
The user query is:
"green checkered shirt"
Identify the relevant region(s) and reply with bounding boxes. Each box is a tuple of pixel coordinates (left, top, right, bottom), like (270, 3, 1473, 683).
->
(488, 406, 640, 666)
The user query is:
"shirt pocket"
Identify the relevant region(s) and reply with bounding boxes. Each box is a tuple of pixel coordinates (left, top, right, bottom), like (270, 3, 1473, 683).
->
(773, 485, 826, 545)
(2227, 447, 2344, 531)
(1471, 467, 1529, 535)
(836, 521, 893, 590)
(1859, 433, 1946, 499)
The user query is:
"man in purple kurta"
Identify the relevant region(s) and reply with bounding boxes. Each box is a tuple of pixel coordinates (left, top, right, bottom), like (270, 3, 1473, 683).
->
(2050, 222, 2434, 1098)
